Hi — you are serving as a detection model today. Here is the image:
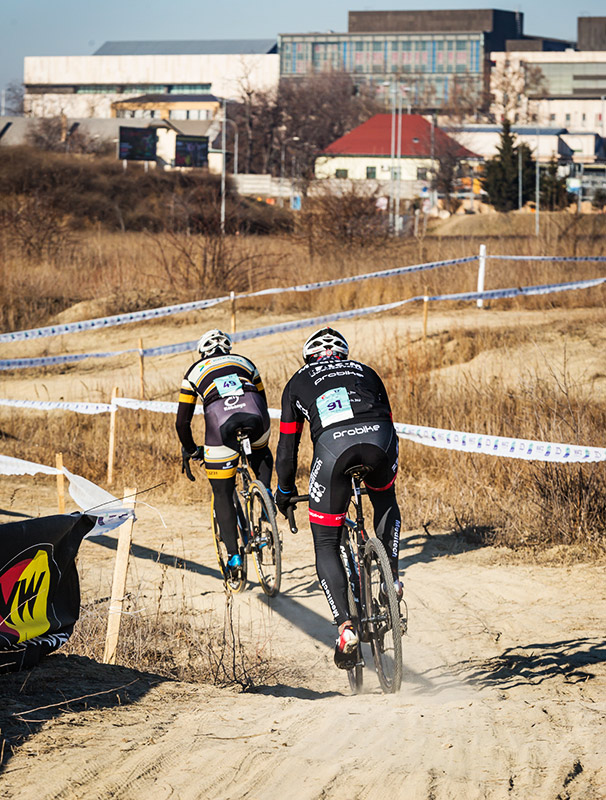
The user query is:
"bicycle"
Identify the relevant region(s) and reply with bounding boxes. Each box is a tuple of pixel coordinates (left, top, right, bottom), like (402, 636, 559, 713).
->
(185, 428, 282, 596)
(287, 464, 405, 694)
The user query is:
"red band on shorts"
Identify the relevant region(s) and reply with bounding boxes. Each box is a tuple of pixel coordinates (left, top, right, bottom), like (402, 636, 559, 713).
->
(280, 420, 304, 434)
(308, 509, 347, 527)
(365, 473, 397, 492)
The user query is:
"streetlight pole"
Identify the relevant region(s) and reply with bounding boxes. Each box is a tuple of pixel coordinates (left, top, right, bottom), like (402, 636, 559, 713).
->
(224, 118, 239, 176)
(279, 136, 299, 207)
(602, 94, 605, 139)
(535, 127, 540, 237)
(220, 97, 226, 235)
(518, 146, 522, 210)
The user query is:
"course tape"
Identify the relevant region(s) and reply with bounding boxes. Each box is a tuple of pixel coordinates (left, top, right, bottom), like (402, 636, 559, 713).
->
(3, 274, 605, 372)
(1, 396, 604, 464)
(0, 454, 135, 535)
(489, 255, 606, 263)
(0, 295, 229, 343)
(0, 257, 476, 344)
(394, 423, 606, 464)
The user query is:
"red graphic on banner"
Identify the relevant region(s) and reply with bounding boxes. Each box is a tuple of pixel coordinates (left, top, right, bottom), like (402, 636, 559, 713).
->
(0, 551, 52, 643)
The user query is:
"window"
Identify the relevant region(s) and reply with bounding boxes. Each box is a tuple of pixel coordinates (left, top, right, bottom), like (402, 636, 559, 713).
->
(366, 166, 376, 179)
(417, 167, 428, 180)
(335, 168, 348, 179)
(373, 41, 382, 52)
(565, 113, 571, 123)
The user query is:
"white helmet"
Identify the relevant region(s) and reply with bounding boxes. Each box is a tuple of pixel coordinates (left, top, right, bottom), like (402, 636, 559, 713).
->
(197, 329, 232, 358)
(302, 327, 349, 363)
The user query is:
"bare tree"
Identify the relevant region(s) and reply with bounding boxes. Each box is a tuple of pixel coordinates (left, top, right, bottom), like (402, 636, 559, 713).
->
(3, 81, 24, 116)
(490, 57, 547, 124)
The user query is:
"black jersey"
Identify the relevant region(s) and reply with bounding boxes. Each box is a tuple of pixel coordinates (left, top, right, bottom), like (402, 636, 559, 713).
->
(276, 357, 393, 491)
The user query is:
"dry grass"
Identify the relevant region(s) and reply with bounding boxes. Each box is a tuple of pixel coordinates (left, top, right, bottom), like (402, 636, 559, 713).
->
(3, 214, 606, 554)
(63, 590, 289, 690)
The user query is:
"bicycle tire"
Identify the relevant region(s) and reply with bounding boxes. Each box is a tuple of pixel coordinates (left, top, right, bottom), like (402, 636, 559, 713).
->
(346, 583, 364, 693)
(340, 533, 363, 693)
(248, 480, 282, 597)
(363, 536, 402, 693)
(211, 493, 248, 593)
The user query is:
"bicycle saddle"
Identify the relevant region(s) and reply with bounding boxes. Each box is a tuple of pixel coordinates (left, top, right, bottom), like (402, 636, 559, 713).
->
(344, 464, 373, 479)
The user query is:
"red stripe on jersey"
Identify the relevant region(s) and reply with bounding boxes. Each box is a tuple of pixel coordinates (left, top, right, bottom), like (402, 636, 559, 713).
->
(308, 509, 346, 527)
(280, 420, 304, 434)
(365, 473, 397, 492)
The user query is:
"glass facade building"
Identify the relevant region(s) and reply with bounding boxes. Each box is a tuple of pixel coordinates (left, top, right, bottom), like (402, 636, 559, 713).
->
(279, 32, 485, 106)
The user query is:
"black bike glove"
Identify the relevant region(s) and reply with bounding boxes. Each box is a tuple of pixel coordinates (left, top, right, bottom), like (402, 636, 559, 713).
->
(181, 445, 204, 482)
(275, 486, 295, 518)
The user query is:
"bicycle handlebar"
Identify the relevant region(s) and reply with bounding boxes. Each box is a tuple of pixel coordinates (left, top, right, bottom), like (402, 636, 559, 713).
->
(285, 487, 367, 534)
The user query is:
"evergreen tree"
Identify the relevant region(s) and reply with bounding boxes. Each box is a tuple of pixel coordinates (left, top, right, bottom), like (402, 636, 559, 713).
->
(481, 119, 535, 211)
(540, 157, 571, 210)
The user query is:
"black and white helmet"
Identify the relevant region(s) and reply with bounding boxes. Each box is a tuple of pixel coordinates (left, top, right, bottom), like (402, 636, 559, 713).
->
(197, 329, 232, 358)
(302, 327, 349, 363)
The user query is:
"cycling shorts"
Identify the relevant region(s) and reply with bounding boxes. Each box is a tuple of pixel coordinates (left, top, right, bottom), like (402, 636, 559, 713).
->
(307, 419, 398, 527)
(203, 391, 270, 479)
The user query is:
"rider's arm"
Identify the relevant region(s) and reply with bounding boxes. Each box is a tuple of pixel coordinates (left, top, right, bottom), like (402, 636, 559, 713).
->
(275, 380, 304, 493)
(175, 378, 199, 454)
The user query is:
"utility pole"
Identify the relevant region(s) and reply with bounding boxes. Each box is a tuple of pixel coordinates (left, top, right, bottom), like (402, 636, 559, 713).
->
(395, 88, 403, 234)
(389, 82, 396, 232)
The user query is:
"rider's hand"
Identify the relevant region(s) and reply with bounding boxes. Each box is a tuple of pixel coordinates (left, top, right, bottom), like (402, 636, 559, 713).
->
(275, 486, 296, 518)
(181, 446, 204, 481)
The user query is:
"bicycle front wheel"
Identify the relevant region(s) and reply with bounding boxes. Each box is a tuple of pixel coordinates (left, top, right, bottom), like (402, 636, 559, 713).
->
(248, 480, 282, 597)
(211, 492, 248, 594)
(363, 536, 402, 693)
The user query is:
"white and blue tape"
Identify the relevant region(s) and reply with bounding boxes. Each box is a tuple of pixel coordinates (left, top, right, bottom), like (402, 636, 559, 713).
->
(0, 255, 476, 344)
(3, 274, 605, 372)
(0, 396, 604, 464)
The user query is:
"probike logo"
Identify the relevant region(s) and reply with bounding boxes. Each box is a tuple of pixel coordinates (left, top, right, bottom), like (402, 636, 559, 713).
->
(333, 424, 380, 439)
(0, 548, 53, 644)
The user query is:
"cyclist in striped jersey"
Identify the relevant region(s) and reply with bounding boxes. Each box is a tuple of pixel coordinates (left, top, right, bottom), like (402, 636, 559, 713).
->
(176, 329, 273, 577)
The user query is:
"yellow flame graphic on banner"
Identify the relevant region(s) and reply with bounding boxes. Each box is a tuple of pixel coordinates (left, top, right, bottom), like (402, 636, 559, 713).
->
(5, 550, 51, 642)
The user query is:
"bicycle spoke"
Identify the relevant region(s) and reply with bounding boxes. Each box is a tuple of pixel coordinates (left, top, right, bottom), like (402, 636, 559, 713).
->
(249, 481, 282, 597)
(363, 537, 402, 693)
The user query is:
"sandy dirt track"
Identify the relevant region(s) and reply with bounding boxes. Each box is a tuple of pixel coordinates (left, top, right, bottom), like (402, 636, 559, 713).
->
(1, 492, 606, 800)
(2, 306, 606, 798)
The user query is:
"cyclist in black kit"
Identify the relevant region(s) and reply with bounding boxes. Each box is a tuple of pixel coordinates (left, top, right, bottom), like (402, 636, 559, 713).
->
(274, 327, 402, 668)
(176, 329, 273, 578)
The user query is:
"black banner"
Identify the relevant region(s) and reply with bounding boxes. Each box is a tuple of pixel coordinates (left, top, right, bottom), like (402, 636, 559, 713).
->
(0, 514, 95, 672)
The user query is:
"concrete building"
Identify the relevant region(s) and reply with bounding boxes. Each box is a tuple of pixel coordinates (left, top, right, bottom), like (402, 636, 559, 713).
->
(279, 9, 569, 110)
(24, 40, 279, 119)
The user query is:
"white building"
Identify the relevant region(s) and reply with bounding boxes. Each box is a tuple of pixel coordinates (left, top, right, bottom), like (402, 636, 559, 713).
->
(24, 40, 280, 119)
(491, 50, 606, 135)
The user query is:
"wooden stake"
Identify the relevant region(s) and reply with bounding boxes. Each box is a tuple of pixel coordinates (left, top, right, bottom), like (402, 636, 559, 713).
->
(107, 386, 120, 486)
(56, 452, 65, 513)
(138, 338, 145, 400)
(422, 288, 429, 341)
(102, 487, 137, 665)
(230, 291, 236, 334)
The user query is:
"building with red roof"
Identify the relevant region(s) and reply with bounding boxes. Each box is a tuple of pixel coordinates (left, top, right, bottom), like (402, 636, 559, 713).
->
(315, 114, 481, 181)
(315, 113, 480, 199)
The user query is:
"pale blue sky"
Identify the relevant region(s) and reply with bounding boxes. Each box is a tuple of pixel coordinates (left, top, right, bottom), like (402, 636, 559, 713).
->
(2, 0, 604, 93)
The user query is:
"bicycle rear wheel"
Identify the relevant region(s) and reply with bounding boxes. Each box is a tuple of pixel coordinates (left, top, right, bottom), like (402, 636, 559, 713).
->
(363, 536, 402, 693)
(211, 492, 248, 593)
(248, 480, 281, 597)
(340, 533, 363, 693)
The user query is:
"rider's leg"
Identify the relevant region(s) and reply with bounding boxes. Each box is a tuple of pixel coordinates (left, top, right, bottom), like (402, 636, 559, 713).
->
(249, 443, 273, 488)
(208, 474, 239, 556)
(366, 484, 401, 578)
(310, 521, 351, 627)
